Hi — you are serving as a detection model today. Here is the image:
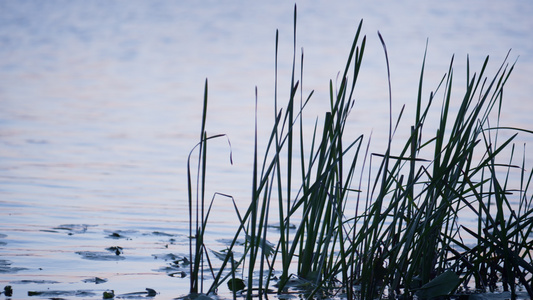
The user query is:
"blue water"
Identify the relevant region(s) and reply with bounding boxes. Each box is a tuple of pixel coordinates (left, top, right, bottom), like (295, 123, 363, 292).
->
(1, 1, 532, 298)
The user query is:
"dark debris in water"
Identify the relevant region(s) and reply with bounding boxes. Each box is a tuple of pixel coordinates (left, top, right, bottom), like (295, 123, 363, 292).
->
(106, 246, 124, 255)
(152, 254, 190, 277)
(0, 260, 27, 273)
(176, 293, 215, 300)
(108, 232, 127, 239)
(267, 222, 296, 230)
(76, 251, 125, 261)
(10, 279, 60, 284)
(215, 238, 246, 246)
(152, 253, 185, 261)
(154, 265, 180, 273)
(103, 290, 115, 299)
(227, 278, 245, 292)
(105, 230, 135, 240)
(3, 285, 13, 297)
(149, 231, 174, 237)
(114, 288, 158, 298)
(82, 277, 108, 284)
(28, 289, 96, 297)
(40, 229, 60, 233)
(52, 224, 95, 234)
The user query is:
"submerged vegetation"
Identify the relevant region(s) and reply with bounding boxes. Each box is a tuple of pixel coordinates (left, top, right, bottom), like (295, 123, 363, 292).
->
(186, 6, 533, 300)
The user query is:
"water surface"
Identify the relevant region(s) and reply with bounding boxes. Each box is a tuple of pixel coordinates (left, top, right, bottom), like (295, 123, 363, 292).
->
(1, 1, 532, 298)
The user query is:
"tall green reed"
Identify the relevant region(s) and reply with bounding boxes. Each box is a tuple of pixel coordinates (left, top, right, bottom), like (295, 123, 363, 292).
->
(346, 43, 533, 299)
(187, 79, 233, 295)
(187, 6, 533, 299)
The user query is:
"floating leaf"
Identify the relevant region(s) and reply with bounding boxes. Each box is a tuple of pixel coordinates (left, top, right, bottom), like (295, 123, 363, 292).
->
(103, 290, 115, 299)
(176, 293, 213, 300)
(151, 231, 174, 236)
(104, 230, 135, 239)
(151, 253, 181, 261)
(116, 288, 157, 298)
(11, 280, 59, 284)
(227, 278, 245, 292)
(53, 224, 92, 234)
(414, 270, 460, 299)
(267, 222, 296, 230)
(82, 277, 107, 284)
(106, 246, 123, 255)
(146, 288, 157, 296)
(108, 232, 125, 239)
(0, 260, 27, 273)
(4, 285, 13, 297)
(76, 251, 125, 261)
(28, 290, 96, 297)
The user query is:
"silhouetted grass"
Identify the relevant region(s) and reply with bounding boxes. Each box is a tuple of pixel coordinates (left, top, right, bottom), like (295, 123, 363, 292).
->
(186, 5, 533, 300)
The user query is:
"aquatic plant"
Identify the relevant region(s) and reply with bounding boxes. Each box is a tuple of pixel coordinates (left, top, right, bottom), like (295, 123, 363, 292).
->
(186, 5, 533, 300)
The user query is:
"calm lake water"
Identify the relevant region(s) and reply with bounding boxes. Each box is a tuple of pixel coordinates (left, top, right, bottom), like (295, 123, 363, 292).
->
(1, 1, 532, 298)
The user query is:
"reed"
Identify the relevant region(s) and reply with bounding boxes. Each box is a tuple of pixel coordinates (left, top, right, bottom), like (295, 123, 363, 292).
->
(186, 5, 533, 299)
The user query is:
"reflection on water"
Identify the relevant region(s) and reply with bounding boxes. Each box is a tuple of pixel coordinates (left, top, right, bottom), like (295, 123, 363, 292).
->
(1, 1, 532, 298)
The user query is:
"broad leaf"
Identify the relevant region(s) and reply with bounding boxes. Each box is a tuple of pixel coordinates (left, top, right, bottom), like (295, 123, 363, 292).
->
(415, 270, 460, 299)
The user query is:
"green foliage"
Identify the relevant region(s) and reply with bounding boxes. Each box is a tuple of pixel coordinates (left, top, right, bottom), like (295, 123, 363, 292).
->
(415, 271, 460, 299)
(227, 278, 245, 292)
(187, 5, 533, 300)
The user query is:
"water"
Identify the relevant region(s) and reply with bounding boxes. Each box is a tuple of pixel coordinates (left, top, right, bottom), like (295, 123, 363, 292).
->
(1, 1, 532, 298)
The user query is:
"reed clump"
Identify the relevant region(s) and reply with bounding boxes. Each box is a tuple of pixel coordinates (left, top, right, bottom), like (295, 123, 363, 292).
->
(186, 6, 533, 300)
